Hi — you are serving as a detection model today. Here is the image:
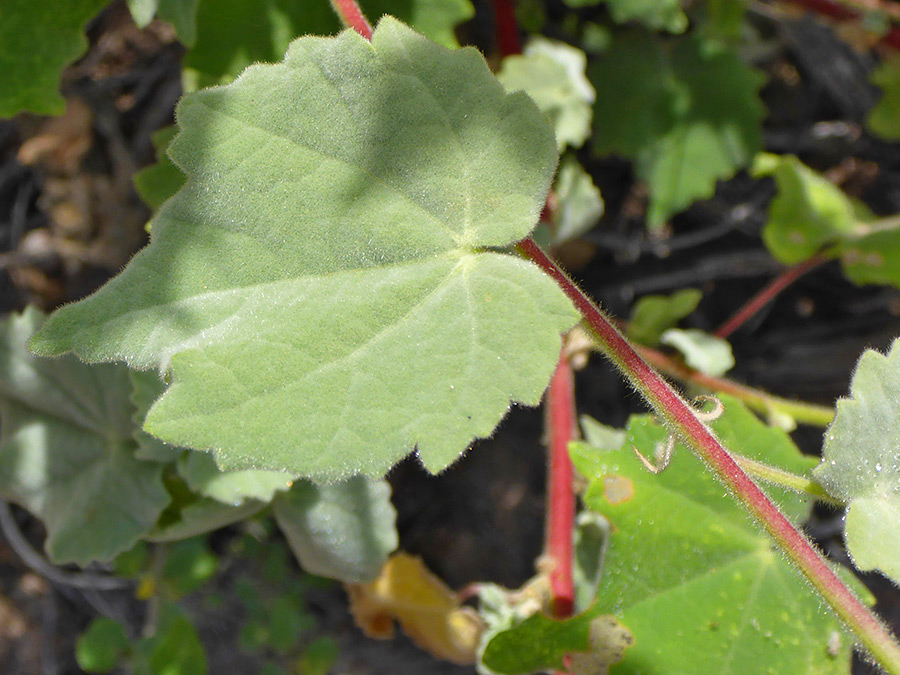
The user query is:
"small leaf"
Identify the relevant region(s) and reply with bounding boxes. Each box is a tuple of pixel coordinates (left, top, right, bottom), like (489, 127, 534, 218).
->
(272, 475, 397, 583)
(498, 38, 595, 150)
(134, 604, 207, 675)
(579, 415, 625, 452)
(178, 451, 295, 505)
(814, 338, 900, 585)
(32, 18, 577, 480)
(568, 398, 852, 674)
(0, 309, 169, 565)
(867, 55, 900, 140)
(552, 156, 604, 243)
(147, 498, 265, 542)
(347, 552, 482, 665)
(0, 0, 109, 116)
(591, 33, 763, 227)
(752, 153, 859, 264)
(161, 538, 218, 596)
(660, 327, 734, 376)
(76, 618, 131, 673)
(626, 288, 701, 346)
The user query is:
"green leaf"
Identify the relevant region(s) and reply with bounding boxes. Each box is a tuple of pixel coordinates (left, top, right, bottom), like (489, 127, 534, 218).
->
(601, 0, 688, 34)
(147, 498, 264, 542)
(752, 153, 859, 264)
(481, 609, 632, 674)
(184, 0, 473, 86)
(0, 308, 169, 565)
(272, 476, 397, 583)
(837, 227, 900, 289)
(0, 0, 109, 116)
(660, 327, 734, 377)
(161, 538, 218, 595)
(134, 604, 207, 675)
(178, 451, 295, 505)
(133, 126, 187, 212)
(626, 288, 701, 346)
(32, 18, 577, 480)
(76, 618, 131, 673)
(592, 33, 763, 227)
(568, 399, 851, 674)
(498, 37, 595, 150)
(579, 415, 625, 452)
(867, 55, 900, 140)
(551, 156, 604, 243)
(814, 338, 900, 585)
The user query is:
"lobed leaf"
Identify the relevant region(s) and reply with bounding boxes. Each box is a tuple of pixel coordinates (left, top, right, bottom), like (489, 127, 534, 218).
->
(814, 338, 900, 585)
(0, 0, 109, 116)
(591, 32, 763, 228)
(569, 397, 853, 673)
(31, 18, 577, 480)
(0, 309, 169, 564)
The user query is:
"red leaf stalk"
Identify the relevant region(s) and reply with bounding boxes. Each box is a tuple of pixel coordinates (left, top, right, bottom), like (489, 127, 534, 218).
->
(545, 349, 577, 620)
(714, 253, 827, 339)
(516, 236, 900, 673)
(493, 0, 522, 56)
(329, 0, 373, 40)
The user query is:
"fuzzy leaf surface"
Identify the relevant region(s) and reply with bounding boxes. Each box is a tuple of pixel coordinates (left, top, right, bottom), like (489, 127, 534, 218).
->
(0, 309, 169, 564)
(273, 476, 397, 583)
(0, 0, 109, 116)
(814, 338, 900, 584)
(178, 451, 295, 506)
(31, 19, 576, 480)
(568, 397, 852, 673)
(591, 33, 763, 227)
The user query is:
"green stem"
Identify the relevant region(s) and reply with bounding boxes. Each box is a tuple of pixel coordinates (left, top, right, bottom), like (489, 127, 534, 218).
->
(637, 344, 835, 427)
(516, 236, 900, 674)
(730, 453, 844, 507)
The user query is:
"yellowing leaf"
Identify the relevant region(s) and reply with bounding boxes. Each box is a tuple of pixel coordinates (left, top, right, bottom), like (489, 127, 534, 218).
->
(347, 553, 482, 665)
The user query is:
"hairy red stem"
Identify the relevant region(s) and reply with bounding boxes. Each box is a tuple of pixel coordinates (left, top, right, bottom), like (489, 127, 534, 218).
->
(516, 236, 900, 673)
(493, 0, 522, 56)
(545, 349, 577, 619)
(786, 0, 900, 49)
(329, 0, 373, 40)
(714, 253, 828, 339)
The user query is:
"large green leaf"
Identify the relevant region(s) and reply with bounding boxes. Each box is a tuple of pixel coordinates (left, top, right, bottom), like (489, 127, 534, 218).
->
(569, 397, 853, 673)
(184, 0, 473, 86)
(272, 476, 397, 583)
(31, 18, 576, 480)
(0, 0, 110, 116)
(0, 309, 169, 564)
(814, 338, 900, 585)
(591, 33, 763, 227)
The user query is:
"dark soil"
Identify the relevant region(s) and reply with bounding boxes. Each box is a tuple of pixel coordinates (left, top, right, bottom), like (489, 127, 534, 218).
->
(1, 1, 899, 674)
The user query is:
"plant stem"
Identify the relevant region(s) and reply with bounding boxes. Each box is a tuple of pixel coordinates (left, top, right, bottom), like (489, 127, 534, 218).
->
(714, 253, 828, 339)
(516, 236, 900, 674)
(730, 453, 844, 507)
(636, 344, 835, 427)
(329, 0, 373, 40)
(544, 348, 577, 619)
(493, 0, 522, 56)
